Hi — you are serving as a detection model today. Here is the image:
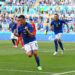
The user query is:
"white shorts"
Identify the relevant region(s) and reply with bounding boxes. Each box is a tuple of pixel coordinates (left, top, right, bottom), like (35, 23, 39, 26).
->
(55, 33, 62, 40)
(24, 41, 38, 54)
(11, 33, 18, 39)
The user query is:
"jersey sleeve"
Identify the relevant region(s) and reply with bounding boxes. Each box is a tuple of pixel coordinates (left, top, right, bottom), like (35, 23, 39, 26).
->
(61, 20, 66, 24)
(28, 24, 33, 33)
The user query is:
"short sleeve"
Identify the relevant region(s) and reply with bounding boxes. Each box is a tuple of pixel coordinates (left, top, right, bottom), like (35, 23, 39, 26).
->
(28, 24, 33, 33)
(61, 20, 66, 24)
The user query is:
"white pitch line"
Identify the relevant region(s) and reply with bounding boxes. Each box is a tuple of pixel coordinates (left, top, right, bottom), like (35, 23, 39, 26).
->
(0, 69, 52, 74)
(53, 70, 75, 75)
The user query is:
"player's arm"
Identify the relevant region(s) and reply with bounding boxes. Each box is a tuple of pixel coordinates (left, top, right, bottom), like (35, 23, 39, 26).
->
(14, 29, 20, 37)
(25, 27, 33, 38)
(14, 26, 21, 37)
(50, 25, 54, 30)
(50, 21, 54, 30)
(65, 22, 69, 33)
(8, 24, 10, 30)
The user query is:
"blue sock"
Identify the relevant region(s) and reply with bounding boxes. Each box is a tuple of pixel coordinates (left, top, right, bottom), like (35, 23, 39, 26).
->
(35, 57, 40, 66)
(58, 41, 64, 50)
(54, 40, 58, 52)
(12, 39, 15, 45)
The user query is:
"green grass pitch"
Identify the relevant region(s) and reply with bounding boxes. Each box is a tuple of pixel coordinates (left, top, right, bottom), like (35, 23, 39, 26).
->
(0, 40, 75, 75)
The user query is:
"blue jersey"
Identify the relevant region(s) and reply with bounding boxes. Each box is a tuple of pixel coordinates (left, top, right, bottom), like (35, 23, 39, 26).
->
(9, 22, 17, 33)
(51, 19, 66, 34)
(18, 22, 36, 45)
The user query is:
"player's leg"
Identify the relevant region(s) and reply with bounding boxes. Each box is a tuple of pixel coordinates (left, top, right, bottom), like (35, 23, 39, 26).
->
(24, 43, 32, 57)
(16, 38, 19, 46)
(11, 39, 16, 46)
(12, 34, 18, 48)
(33, 50, 40, 66)
(58, 39, 64, 50)
(14, 34, 18, 47)
(58, 39, 64, 55)
(31, 41, 42, 70)
(53, 34, 59, 56)
(33, 50, 42, 70)
(11, 33, 16, 47)
(27, 51, 32, 57)
(57, 33, 64, 55)
(21, 39, 24, 48)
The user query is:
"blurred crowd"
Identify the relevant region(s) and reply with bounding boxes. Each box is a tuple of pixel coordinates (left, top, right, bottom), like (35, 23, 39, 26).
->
(39, 0, 73, 5)
(0, 0, 75, 33)
(0, 12, 75, 33)
(4, 0, 74, 6)
(5, 0, 36, 7)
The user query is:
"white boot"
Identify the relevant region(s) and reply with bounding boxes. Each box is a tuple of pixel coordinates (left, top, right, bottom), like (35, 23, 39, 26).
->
(61, 50, 64, 55)
(53, 51, 58, 56)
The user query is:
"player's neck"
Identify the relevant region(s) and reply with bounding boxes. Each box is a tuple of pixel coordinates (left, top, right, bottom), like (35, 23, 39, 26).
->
(11, 22, 14, 24)
(22, 22, 26, 26)
(55, 19, 59, 21)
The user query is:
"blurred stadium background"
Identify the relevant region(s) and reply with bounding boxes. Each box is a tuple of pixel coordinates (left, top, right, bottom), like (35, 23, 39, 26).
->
(0, 0, 75, 41)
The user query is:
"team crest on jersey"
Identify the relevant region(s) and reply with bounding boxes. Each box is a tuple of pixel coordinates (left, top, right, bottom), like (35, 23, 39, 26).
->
(56, 24, 58, 27)
(23, 30, 27, 34)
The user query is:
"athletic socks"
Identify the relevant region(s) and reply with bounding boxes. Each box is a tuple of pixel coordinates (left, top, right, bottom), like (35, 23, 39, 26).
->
(54, 40, 58, 52)
(58, 41, 64, 50)
(35, 57, 40, 66)
(12, 39, 15, 45)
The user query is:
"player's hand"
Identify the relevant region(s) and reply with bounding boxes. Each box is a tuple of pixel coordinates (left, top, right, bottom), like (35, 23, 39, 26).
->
(25, 27, 28, 31)
(67, 28, 69, 33)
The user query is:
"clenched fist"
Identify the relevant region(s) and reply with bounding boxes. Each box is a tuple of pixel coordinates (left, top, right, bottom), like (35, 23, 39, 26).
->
(25, 27, 28, 31)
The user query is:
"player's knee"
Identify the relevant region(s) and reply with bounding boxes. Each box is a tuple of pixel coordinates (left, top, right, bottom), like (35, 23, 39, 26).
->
(55, 38, 58, 40)
(33, 52, 38, 57)
(11, 39, 13, 40)
(28, 54, 32, 57)
(27, 53, 32, 57)
(58, 39, 61, 42)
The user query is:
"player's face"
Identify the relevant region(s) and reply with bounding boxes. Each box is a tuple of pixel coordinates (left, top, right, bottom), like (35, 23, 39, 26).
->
(54, 15, 59, 21)
(11, 19, 14, 23)
(29, 20, 32, 23)
(19, 18, 25, 25)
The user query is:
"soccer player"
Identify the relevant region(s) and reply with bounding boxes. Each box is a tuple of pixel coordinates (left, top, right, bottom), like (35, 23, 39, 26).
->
(14, 15, 42, 70)
(16, 19, 24, 48)
(50, 14, 69, 56)
(29, 17, 36, 35)
(8, 18, 17, 47)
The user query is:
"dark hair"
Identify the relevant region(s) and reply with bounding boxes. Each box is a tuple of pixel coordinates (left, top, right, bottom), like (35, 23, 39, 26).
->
(55, 14, 58, 16)
(18, 15, 25, 19)
(11, 18, 14, 20)
(29, 18, 33, 21)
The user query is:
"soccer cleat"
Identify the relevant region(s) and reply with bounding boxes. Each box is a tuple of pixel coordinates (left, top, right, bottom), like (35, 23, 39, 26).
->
(61, 50, 64, 55)
(37, 66, 42, 71)
(13, 45, 17, 48)
(53, 51, 58, 56)
(22, 47, 24, 49)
